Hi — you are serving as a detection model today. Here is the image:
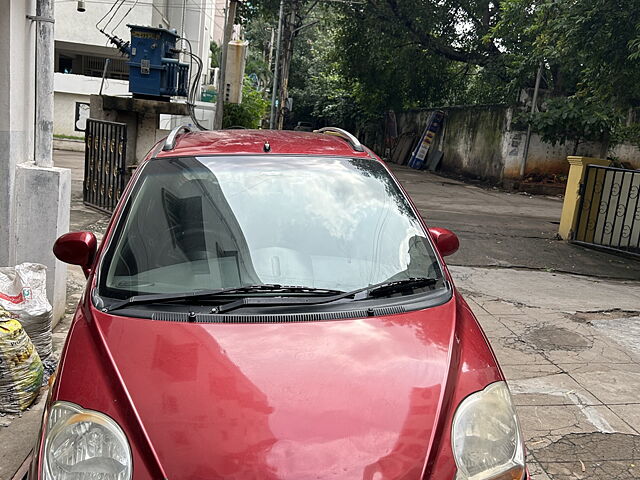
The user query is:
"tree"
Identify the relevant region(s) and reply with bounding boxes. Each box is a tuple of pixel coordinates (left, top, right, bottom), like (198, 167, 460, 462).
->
(494, 0, 640, 150)
(241, 0, 324, 128)
(287, 12, 361, 129)
(494, 0, 640, 106)
(243, 12, 274, 91)
(344, 0, 505, 67)
(239, 0, 640, 141)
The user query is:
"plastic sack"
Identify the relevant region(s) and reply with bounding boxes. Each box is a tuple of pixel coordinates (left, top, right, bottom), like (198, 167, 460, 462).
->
(0, 263, 53, 359)
(0, 307, 44, 412)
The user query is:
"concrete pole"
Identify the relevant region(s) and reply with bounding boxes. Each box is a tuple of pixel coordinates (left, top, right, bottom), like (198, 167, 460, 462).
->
(214, 0, 238, 130)
(269, 0, 284, 130)
(34, 0, 54, 168)
(520, 61, 544, 178)
(268, 27, 275, 70)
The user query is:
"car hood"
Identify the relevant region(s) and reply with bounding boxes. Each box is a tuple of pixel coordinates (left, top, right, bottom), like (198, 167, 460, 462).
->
(63, 299, 459, 480)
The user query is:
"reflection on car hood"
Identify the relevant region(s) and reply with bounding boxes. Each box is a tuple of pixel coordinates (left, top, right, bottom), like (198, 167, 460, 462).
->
(78, 301, 457, 480)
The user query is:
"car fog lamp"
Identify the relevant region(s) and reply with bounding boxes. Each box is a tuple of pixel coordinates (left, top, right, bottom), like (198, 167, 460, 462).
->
(43, 401, 132, 480)
(452, 381, 525, 480)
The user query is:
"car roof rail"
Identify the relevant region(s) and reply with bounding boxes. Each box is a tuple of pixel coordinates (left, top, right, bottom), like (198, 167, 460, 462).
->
(314, 127, 365, 152)
(163, 125, 192, 151)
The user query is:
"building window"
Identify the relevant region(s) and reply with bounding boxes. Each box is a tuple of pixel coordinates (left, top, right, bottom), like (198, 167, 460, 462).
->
(55, 50, 129, 80)
(59, 55, 73, 74)
(82, 55, 129, 80)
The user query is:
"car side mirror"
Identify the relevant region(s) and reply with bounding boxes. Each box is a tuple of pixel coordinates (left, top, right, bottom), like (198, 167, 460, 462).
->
(53, 231, 98, 278)
(429, 227, 459, 257)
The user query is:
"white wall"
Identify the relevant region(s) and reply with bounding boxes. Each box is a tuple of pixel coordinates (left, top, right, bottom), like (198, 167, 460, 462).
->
(159, 101, 217, 131)
(212, 0, 225, 46)
(1, 0, 71, 320)
(54, 92, 81, 137)
(54, 73, 130, 137)
(166, 0, 219, 86)
(56, 0, 153, 47)
(611, 143, 640, 169)
(0, 0, 36, 265)
(55, 72, 130, 96)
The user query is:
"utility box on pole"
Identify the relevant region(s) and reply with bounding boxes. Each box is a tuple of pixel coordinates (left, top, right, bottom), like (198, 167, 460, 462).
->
(224, 40, 248, 104)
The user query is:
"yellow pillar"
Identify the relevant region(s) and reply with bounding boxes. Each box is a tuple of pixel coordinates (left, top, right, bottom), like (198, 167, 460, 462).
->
(558, 156, 610, 240)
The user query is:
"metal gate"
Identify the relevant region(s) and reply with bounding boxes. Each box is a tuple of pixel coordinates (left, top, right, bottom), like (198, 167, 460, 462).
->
(84, 119, 127, 213)
(574, 165, 640, 256)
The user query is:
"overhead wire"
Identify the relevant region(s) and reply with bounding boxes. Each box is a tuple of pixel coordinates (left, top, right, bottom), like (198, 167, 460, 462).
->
(58, 0, 223, 24)
(180, 36, 207, 130)
(102, 0, 127, 33)
(110, 0, 140, 34)
(95, 0, 120, 30)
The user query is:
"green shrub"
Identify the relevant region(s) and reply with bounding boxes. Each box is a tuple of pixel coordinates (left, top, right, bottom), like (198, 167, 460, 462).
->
(222, 77, 270, 129)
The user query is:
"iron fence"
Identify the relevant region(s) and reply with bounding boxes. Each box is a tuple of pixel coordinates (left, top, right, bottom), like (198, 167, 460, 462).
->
(83, 119, 127, 214)
(574, 165, 640, 256)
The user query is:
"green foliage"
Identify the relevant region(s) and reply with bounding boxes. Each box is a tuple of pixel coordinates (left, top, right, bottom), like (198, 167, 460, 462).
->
(333, 1, 511, 114)
(493, 0, 640, 106)
(612, 122, 640, 148)
(210, 42, 220, 69)
(243, 13, 274, 90)
(239, 0, 640, 136)
(286, 10, 361, 128)
(541, 0, 640, 107)
(53, 133, 84, 141)
(527, 97, 619, 155)
(222, 77, 270, 129)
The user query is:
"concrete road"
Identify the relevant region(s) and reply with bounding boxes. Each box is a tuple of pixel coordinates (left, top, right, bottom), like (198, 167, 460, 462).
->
(390, 165, 638, 280)
(391, 165, 640, 479)
(2, 152, 639, 479)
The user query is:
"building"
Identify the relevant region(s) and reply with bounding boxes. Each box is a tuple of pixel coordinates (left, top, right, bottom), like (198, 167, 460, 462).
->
(2, 0, 71, 321)
(53, 0, 226, 137)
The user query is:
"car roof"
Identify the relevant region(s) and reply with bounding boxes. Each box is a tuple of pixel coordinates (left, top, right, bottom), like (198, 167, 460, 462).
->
(153, 129, 374, 159)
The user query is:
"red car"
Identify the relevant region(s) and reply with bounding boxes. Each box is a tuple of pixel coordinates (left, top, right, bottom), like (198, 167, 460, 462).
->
(33, 127, 526, 480)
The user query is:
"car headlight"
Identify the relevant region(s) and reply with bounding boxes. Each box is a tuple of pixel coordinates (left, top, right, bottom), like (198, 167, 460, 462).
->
(452, 381, 525, 480)
(42, 401, 132, 480)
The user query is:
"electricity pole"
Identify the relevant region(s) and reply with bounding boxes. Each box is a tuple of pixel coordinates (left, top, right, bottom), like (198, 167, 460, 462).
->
(34, 0, 55, 167)
(214, 0, 239, 130)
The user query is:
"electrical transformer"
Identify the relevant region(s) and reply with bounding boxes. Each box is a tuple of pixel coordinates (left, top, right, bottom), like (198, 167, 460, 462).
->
(109, 25, 189, 99)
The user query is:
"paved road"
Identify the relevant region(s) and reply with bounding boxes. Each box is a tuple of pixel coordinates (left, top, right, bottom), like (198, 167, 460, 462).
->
(389, 164, 639, 280)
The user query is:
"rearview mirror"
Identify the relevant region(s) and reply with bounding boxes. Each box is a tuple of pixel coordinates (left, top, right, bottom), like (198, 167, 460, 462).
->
(429, 227, 459, 257)
(53, 231, 98, 278)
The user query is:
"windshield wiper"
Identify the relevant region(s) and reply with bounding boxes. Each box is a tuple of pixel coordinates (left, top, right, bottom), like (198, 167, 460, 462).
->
(103, 278, 439, 314)
(215, 277, 439, 313)
(103, 284, 344, 313)
(366, 277, 437, 298)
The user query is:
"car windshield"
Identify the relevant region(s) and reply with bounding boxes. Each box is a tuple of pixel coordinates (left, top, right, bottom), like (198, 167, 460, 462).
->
(99, 156, 442, 300)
